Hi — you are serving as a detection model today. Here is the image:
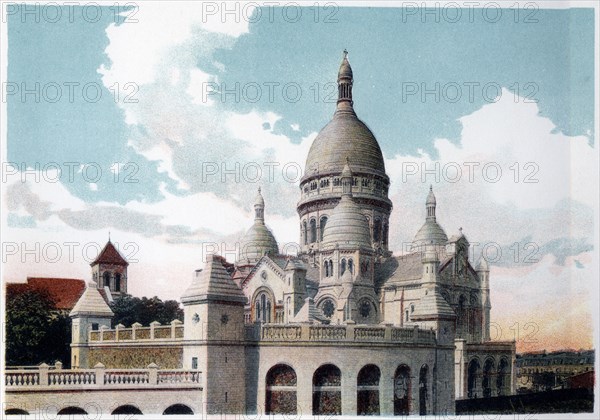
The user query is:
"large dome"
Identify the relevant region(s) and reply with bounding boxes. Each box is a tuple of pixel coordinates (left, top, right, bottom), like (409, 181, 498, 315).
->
(305, 112, 386, 175)
(321, 195, 372, 251)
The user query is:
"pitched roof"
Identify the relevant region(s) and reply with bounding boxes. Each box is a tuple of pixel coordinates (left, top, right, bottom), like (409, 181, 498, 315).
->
(6, 278, 87, 310)
(91, 241, 129, 266)
(70, 281, 114, 317)
(181, 255, 246, 304)
(412, 288, 456, 320)
(384, 253, 423, 283)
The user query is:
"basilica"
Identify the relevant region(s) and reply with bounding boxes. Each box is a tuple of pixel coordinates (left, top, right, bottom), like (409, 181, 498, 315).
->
(68, 51, 516, 416)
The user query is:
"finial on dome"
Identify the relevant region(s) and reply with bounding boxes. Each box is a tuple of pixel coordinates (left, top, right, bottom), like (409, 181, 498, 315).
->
(336, 50, 354, 114)
(254, 187, 265, 221)
(341, 157, 353, 197)
(426, 187, 437, 220)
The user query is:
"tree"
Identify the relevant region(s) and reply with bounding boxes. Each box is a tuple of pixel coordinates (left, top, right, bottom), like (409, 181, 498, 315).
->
(110, 295, 183, 327)
(5, 289, 71, 367)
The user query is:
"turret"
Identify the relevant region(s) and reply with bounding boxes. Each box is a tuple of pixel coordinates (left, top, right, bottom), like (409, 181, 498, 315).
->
(69, 281, 113, 368)
(477, 256, 491, 341)
(181, 254, 246, 414)
(90, 238, 129, 296)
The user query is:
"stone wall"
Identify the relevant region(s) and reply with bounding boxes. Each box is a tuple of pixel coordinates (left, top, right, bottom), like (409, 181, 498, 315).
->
(89, 346, 183, 369)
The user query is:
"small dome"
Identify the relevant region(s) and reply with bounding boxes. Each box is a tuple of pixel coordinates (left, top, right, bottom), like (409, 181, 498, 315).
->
(477, 257, 490, 271)
(321, 196, 372, 250)
(239, 222, 279, 263)
(411, 220, 448, 250)
(426, 186, 436, 205)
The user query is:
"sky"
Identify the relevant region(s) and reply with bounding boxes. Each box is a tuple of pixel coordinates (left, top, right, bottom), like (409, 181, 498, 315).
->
(2, 2, 598, 353)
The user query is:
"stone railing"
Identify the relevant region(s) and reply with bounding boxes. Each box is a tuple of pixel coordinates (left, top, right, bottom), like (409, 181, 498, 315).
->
(89, 320, 184, 343)
(4, 363, 201, 391)
(245, 324, 436, 345)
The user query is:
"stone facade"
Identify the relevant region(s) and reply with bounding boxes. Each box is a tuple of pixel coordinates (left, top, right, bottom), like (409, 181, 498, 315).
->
(62, 51, 516, 416)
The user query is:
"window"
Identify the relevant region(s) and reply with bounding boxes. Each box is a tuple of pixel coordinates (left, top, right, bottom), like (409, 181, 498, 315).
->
(255, 292, 272, 323)
(340, 259, 346, 275)
(333, 177, 341, 186)
(91, 323, 99, 331)
(373, 219, 381, 242)
(324, 260, 329, 277)
(102, 271, 110, 289)
(115, 273, 121, 292)
(313, 364, 341, 415)
(419, 365, 429, 415)
(310, 219, 317, 243)
(266, 364, 297, 415)
(321, 299, 335, 318)
(348, 258, 354, 274)
(303, 221, 308, 245)
(319, 217, 328, 242)
(192, 357, 198, 369)
(394, 365, 411, 415)
(357, 365, 380, 415)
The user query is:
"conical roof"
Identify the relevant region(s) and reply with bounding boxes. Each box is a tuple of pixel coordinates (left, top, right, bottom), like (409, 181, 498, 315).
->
(182, 255, 246, 304)
(91, 240, 128, 266)
(70, 281, 114, 318)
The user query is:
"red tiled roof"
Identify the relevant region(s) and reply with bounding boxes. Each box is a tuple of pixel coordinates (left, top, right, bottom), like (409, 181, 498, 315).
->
(91, 241, 129, 266)
(7, 278, 86, 310)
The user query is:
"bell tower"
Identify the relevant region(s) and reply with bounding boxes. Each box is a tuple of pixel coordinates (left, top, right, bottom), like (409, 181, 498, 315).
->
(91, 238, 129, 297)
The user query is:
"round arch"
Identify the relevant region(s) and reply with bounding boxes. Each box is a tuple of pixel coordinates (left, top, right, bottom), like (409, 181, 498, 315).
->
(57, 407, 87, 415)
(357, 364, 380, 415)
(163, 404, 194, 415)
(251, 286, 275, 323)
(394, 364, 411, 415)
(313, 364, 342, 415)
(111, 405, 143, 415)
(265, 364, 297, 415)
(468, 358, 482, 398)
(5, 409, 29, 415)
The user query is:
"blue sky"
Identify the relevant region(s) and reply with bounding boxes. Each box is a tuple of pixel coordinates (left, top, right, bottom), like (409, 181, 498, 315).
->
(3, 3, 598, 351)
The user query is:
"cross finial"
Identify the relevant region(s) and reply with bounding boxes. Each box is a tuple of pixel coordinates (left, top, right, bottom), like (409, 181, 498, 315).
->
(459, 227, 463, 233)
(258, 186, 261, 194)
(343, 49, 348, 58)
(108, 231, 111, 241)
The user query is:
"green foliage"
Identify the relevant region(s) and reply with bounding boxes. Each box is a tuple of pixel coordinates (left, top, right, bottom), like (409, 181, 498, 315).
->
(5, 289, 71, 367)
(110, 295, 183, 327)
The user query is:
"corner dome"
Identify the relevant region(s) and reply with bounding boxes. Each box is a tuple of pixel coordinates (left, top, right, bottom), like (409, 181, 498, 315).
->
(321, 196, 372, 250)
(305, 114, 386, 175)
(237, 187, 279, 264)
(239, 223, 279, 263)
(411, 220, 448, 250)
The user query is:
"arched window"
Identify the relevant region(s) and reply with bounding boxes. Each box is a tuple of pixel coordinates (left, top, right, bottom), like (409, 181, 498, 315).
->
(394, 365, 411, 415)
(115, 273, 121, 292)
(373, 219, 381, 242)
(357, 364, 380, 415)
(405, 310, 409, 322)
(348, 258, 354, 274)
(483, 359, 495, 398)
(324, 260, 329, 277)
(255, 292, 272, 323)
(303, 221, 308, 245)
(467, 359, 481, 399)
(313, 364, 341, 415)
(340, 259, 346, 276)
(266, 364, 297, 415)
(5, 409, 29, 415)
(310, 219, 317, 243)
(419, 364, 429, 415)
(497, 358, 509, 396)
(383, 223, 388, 246)
(320, 217, 328, 242)
(102, 271, 110, 289)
